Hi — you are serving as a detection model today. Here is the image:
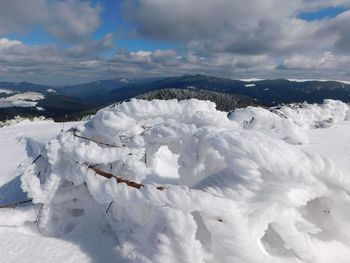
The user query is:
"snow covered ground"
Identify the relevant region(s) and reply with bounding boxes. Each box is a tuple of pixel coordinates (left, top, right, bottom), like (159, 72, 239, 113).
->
(239, 78, 350, 85)
(0, 92, 44, 108)
(0, 119, 78, 185)
(288, 79, 350, 85)
(0, 119, 84, 262)
(0, 88, 14, 95)
(1, 99, 350, 263)
(302, 121, 350, 172)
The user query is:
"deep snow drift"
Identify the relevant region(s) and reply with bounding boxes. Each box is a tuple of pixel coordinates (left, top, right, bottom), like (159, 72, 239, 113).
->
(1, 99, 350, 263)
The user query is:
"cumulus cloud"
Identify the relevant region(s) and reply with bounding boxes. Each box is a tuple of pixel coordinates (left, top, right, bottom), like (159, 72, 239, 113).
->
(122, 0, 350, 56)
(282, 52, 350, 70)
(2, 0, 350, 83)
(66, 33, 115, 58)
(324, 10, 350, 53)
(46, 0, 102, 42)
(122, 0, 300, 55)
(0, 39, 216, 84)
(116, 0, 350, 81)
(301, 0, 350, 11)
(123, 0, 294, 42)
(0, 0, 47, 35)
(0, 38, 279, 85)
(0, 0, 102, 43)
(0, 38, 22, 49)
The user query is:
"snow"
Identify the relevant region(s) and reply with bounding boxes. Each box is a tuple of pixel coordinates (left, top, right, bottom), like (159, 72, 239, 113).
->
(46, 88, 56, 93)
(245, 83, 256, 87)
(0, 120, 78, 187)
(0, 227, 92, 262)
(120, 78, 130, 84)
(187, 85, 197, 89)
(0, 88, 14, 94)
(288, 78, 350, 85)
(239, 78, 265, 82)
(301, 120, 350, 172)
(239, 78, 350, 85)
(1, 99, 350, 262)
(0, 92, 45, 108)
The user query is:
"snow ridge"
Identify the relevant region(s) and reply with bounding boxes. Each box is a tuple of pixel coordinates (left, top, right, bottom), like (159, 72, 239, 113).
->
(3, 99, 350, 263)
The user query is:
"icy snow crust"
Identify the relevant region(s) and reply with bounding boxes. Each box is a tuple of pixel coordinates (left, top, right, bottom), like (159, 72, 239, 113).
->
(5, 99, 350, 262)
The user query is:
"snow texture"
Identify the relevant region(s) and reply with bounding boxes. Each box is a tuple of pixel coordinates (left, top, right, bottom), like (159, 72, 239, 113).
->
(2, 99, 350, 263)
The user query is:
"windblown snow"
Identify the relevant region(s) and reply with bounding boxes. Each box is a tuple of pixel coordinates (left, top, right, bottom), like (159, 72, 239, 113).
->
(1, 99, 350, 263)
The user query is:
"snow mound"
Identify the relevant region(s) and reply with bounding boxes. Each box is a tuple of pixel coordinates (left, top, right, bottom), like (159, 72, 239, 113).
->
(229, 99, 350, 144)
(9, 99, 350, 262)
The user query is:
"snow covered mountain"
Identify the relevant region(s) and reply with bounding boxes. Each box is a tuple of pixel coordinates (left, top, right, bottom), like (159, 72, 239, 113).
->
(57, 75, 350, 109)
(1, 99, 350, 262)
(0, 92, 45, 108)
(0, 86, 92, 121)
(3, 75, 350, 122)
(0, 81, 56, 93)
(59, 78, 138, 105)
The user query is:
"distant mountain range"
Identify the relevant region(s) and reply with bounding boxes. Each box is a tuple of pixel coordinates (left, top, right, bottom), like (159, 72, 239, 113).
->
(0, 84, 91, 121)
(1, 74, 350, 121)
(59, 74, 350, 106)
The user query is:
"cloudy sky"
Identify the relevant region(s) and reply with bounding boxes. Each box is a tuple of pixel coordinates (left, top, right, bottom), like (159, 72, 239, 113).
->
(1, 0, 350, 85)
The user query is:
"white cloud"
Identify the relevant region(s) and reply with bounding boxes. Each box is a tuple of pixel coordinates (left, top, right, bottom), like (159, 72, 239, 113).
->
(2, 36, 350, 85)
(301, 0, 350, 11)
(66, 33, 115, 57)
(46, 0, 102, 42)
(2, 0, 350, 83)
(0, 0, 102, 43)
(283, 52, 350, 70)
(0, 38, 22, 49)
(0, 0, 48, 35)
(122, 0, 350, 56)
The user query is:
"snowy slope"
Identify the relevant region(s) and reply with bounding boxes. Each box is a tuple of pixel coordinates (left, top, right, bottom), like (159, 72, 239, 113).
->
(0, 88, 14, 95)
(1, 99, 350, 263)
(0, 119, 78, 185)
(0, 119, 87, 262)
(0, 92, 44, 108)
(302, 120, 350, 172)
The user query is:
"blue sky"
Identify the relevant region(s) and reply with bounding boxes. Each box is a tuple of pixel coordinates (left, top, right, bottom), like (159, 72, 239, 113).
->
(91, 0, 178, 51)
(0, 0, 350, 85)
(12, 2, 346, 51)
(7, 0, 178, 52)
(299, 6, 349, 21)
